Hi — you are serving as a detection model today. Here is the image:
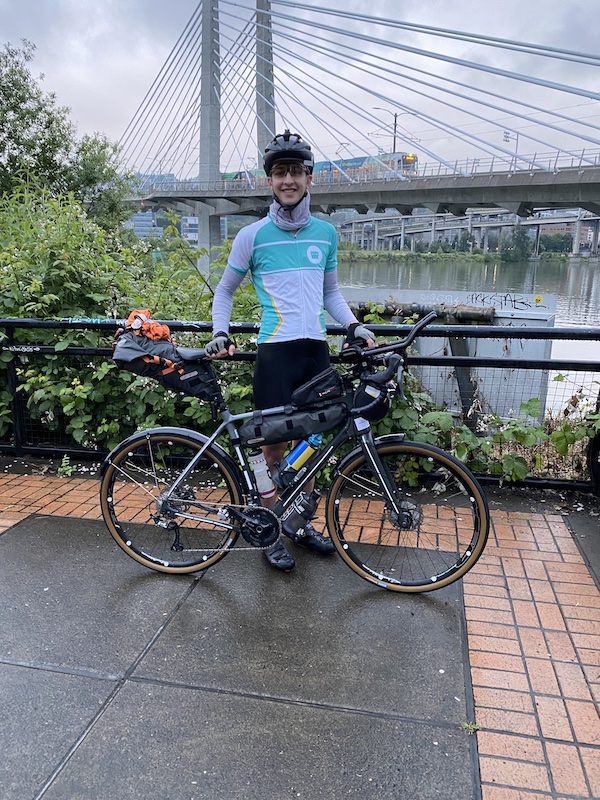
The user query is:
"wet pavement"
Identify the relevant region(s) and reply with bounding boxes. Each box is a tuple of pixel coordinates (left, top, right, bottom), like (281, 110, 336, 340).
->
(0, 472, 598, 799)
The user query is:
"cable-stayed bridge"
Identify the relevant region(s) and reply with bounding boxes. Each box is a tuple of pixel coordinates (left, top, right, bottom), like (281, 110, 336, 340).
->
(119, 1, 600, 251)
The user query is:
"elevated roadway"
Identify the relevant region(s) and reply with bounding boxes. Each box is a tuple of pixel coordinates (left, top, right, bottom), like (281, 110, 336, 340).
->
(339, 210, 600, 252)
(137, 163, 600, 219)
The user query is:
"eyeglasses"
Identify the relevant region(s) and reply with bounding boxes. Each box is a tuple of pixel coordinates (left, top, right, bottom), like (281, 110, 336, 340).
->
(270, 164, 308, 178)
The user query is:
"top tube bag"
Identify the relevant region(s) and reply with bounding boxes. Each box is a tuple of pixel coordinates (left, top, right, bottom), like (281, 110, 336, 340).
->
(239, 367, 347, 446)
(289, 366, 344, 407)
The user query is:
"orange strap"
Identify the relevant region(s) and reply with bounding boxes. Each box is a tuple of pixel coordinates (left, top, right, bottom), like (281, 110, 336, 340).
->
(126, 309, 173, 342)
(142, 355, 183, 376)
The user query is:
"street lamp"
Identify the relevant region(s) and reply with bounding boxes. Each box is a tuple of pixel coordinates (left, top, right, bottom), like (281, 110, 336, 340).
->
(503, 130, 520, 157)
(373, 107, 399, 154)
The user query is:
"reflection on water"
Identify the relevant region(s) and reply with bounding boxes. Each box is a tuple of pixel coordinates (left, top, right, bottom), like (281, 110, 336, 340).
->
(337, 256, 600, 328)
(338, 255, 600, 387)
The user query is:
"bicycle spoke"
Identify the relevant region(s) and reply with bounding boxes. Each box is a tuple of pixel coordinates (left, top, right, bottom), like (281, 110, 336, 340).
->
(101, 433, 242, 573)
(327, 441, 488, 592)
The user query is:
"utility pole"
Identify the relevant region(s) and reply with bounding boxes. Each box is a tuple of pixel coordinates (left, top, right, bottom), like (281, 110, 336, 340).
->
(374, 107, 399, 154)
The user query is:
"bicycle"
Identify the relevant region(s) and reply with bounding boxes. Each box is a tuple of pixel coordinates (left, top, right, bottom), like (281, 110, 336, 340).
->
(100, 311, 490, 592)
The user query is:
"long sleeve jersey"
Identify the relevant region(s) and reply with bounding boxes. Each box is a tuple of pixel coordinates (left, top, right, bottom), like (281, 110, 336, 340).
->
(212, 214, 356, 344)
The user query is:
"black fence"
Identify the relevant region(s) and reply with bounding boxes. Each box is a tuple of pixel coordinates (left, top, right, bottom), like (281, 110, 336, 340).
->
(2, 316, 600, 493)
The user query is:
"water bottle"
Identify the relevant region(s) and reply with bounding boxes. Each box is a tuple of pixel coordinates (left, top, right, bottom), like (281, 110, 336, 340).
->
(248, 449, 276, 499)
(281, 490, 321, 535)
(272, 433, 323, 489)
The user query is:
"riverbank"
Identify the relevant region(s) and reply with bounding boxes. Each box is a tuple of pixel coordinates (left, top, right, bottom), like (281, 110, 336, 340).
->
(337, 249, 572, 264)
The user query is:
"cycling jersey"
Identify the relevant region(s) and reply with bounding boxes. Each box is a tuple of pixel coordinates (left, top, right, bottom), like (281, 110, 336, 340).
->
(212, 214, 356, 344)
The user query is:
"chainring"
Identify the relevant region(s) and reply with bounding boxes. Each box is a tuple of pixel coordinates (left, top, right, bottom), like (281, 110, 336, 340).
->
(238, 506, 280, 547)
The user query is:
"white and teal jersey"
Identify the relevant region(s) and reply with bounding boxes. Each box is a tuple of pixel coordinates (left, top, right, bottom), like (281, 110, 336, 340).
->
(227, 215, 340, 344)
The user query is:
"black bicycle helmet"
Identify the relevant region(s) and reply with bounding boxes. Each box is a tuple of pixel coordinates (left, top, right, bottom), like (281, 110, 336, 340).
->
(263, 130, 314, 174)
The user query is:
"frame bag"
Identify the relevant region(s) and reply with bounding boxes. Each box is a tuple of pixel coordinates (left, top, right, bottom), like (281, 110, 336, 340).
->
(239, 367, 347, 446)
(239, 404, 347, 447)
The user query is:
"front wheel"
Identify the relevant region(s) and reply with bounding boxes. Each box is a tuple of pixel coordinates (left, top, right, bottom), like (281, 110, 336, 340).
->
(100, 431, 244, 573)
(326, 440, 489, 592)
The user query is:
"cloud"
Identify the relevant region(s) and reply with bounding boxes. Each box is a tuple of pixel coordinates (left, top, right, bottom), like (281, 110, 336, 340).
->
(0, 0, 189, 139)
(1, 0, 597, 170)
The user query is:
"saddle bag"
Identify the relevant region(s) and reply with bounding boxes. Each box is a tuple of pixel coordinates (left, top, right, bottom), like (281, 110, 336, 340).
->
(112, 313, 220, 402)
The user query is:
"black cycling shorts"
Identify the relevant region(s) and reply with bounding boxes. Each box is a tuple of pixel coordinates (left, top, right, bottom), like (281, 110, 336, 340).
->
(253, 339, 330, 410)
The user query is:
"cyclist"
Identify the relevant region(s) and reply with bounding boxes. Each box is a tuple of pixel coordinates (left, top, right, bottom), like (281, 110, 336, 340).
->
(206, 130, 374, 572)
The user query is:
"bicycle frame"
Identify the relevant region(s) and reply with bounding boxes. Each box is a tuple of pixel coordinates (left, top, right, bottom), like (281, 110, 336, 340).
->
(158, 312, 441, 527)
(158, 406, 355, 523)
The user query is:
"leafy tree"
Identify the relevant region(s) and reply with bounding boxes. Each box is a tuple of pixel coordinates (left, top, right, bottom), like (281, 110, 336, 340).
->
(0, 40, 133, 230)
(67, 133, 136, 230)
(0, 181, 141, 321)
(501, 224, 533, 261)
(457, 230, 475, 252)
(539, 233, 572, 253)
(0, 40, 73, 195)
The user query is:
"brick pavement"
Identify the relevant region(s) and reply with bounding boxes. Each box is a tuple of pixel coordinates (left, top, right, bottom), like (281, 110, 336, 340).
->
(1, 471, 599, 799)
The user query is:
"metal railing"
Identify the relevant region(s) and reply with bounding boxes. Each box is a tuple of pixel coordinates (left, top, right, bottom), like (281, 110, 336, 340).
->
(2, 316, 600, 493)
(134, 149, 600, 195)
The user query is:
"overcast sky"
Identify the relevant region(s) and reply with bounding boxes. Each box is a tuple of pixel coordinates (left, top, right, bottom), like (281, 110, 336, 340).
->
(1, 0, 597, 171)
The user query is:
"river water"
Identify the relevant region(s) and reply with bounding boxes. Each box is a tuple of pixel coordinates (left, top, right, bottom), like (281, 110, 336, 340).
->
(337, 256, 600, 329)
(337, 256, 600, 367)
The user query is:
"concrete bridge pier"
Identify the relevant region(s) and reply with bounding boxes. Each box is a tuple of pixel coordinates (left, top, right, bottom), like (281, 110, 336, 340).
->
(590, 219, 600, 255)
(193, 197, 241, 265)
(193, 202, 221, 267)
(533, 225, 542, 257)
(572, 214, 583, 256)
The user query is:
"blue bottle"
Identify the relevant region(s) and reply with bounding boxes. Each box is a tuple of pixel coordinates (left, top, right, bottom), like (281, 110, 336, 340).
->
(272, 433, 323, 488)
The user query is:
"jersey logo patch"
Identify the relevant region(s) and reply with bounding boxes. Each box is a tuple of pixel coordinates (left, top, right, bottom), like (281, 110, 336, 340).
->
(306, 245, 323, 264)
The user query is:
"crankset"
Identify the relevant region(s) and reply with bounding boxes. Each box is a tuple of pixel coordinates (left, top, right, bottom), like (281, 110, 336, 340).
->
(227, 505, 281, 548)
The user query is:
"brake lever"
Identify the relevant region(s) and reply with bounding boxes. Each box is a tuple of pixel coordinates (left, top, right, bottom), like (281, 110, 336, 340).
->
(395, 363, 406, 401)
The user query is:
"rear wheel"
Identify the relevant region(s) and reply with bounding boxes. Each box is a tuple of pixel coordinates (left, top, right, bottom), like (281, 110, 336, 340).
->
(100, 432, 243, 573)
(326, 440, 489, 592)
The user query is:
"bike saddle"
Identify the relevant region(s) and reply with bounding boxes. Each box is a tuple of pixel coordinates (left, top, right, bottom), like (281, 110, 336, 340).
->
(175, 346, 207, 362)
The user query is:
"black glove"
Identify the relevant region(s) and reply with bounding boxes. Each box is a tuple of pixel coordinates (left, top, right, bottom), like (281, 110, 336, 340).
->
(206, 331, 234, 356)
(345, 322, 375, 348)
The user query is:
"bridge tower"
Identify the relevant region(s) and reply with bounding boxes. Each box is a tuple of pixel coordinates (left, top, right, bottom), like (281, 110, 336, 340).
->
(256, 0, 276, 160)
(195, 0, 275, 259)
(199, 0, 221, 183)
(195, 0, 222, 260)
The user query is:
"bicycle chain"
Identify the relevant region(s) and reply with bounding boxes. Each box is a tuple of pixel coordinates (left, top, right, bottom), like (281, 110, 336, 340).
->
(168, 499, 281, 553)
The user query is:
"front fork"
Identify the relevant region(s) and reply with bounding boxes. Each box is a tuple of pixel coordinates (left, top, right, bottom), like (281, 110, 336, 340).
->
(355, 419, 421, 529)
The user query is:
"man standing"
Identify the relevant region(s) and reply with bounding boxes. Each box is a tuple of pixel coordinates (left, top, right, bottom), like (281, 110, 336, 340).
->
(206, 130, 374, 571)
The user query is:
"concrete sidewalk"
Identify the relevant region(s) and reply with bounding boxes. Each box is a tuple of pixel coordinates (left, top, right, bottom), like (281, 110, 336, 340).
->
(0, 470, 599, 799)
